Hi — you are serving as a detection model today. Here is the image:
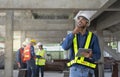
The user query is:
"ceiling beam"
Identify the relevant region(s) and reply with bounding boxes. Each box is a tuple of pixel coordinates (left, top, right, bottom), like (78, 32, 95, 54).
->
(33, 37, 63, 44)
(91, 0, 117, 20)
(13, 19, 74, 31)
(97, 12, 120, 30)
(26, 31, 67, 38)
(0, 17, 5, 25)
(111, 31, 120, 41)
(0, 18, 74, 31)
(0, 0, 102, 10)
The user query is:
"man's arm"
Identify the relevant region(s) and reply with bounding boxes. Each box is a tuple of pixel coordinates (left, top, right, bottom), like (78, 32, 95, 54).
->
(91, 35, 101, 62)
(16, 49, 21, 68)
(61, 33, 74, 50)
(30, 46, 36, 58)
(61, 26, 81, 50)
(16, 49, 20, 62)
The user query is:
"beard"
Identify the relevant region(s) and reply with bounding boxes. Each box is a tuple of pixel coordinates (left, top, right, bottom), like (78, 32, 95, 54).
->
(76, 23, 86, 29)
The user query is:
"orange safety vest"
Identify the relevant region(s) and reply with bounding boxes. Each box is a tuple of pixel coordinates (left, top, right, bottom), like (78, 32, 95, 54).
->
(23, 45, 31, 61)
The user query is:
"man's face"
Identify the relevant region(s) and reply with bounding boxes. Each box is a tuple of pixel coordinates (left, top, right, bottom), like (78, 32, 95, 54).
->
(76, 16, 88, 29)
(22, 45, 26, 48)
(30, 42, 36, 46)
(38, 45, 43, 49)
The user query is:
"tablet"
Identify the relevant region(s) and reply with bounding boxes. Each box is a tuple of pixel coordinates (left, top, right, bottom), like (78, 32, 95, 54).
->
(76, 48, 92, 57)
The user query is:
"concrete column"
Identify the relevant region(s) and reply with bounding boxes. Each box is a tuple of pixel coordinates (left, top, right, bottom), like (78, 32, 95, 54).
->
(97, 30, 104, 77)
(111, 62, 120, 77)
(117, 41, 120, 53)
(118, 63, 120, 77)
(21, 31, 26, 44)
(4, 11, 14, 77)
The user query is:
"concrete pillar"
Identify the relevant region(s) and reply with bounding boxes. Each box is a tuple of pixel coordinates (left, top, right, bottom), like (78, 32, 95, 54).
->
(97, 30, 104, 77)
(21, 31, 26, 44)
(4, 11, 14, 77)
(117, 41, 120, 53)
(111, 62, 120, 77)
(112, 62, 118, 77)
(118, 63, 120, 77)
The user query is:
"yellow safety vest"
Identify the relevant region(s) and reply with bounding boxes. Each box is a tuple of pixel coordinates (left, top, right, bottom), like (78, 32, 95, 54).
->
(35, 49, 46, 66)
(67, 31, 96, 69)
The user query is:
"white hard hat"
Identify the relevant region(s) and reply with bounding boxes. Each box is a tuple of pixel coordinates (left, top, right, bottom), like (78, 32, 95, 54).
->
(37, 42, 43, 46)
(22, 41, 27, 46)
(25, 38, 31, 44)
(74, 11, 96, 22)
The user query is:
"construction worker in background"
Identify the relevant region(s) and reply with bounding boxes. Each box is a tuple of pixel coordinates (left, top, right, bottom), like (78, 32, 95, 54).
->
(61, 11, 101, 77)
(35, 42, 46, 77)
(24, 39, 36, 77)
(16, 41, 27, 69)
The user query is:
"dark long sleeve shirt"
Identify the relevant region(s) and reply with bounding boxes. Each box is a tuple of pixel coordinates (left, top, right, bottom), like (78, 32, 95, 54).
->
(30, 45, 36, 59)
(26, 45, 36, 67)
(61, 30, 101, 62)
(16, 48, 23, 63)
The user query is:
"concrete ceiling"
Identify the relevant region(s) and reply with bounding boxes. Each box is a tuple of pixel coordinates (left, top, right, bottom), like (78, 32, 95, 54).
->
(0, 0, 120, 44)
(0, 0, 102, 10)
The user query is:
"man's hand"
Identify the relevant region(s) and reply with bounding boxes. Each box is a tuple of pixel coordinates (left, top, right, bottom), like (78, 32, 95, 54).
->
(81, 51, 92, 58)
(72, 26, 80, 34)
(17, 62, 21, 68)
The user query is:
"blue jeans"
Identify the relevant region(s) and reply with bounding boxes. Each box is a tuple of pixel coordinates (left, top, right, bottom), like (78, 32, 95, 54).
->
(69, 66, 95, 77)
(36, 65, 44, 77)
(20, 62, 27, 69)
(27, 59, 36, 77)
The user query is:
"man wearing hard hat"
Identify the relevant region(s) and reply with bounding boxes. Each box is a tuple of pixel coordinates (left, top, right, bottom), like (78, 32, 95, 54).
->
(35, 42, 46, 77)
(16, 41, 27, 69)
(61, 11, 101, 77)
(23, 39, 36, 77)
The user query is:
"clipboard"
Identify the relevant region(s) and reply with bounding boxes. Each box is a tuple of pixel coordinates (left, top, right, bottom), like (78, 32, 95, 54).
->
(76, 48, 92, 57)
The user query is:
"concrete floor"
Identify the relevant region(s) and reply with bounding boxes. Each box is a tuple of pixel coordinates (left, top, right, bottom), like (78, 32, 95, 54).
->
(0, 70, 64, 77)
(0, 70, 112, 77)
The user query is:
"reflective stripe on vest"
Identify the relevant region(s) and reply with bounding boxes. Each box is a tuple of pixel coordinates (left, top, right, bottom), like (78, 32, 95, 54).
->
(67, 31, 96, 68)
(36, 58, 46, 65)
(23, 45, 31, 61)
(35, 50, 46, 66)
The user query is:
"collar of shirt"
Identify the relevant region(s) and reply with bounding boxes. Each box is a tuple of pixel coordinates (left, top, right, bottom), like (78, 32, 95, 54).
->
(78, 30, 88, 36)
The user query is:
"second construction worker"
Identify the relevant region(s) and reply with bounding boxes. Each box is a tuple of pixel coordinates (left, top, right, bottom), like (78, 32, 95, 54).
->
(35, 42, 46, 77)
(23, 39, 36, 77)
